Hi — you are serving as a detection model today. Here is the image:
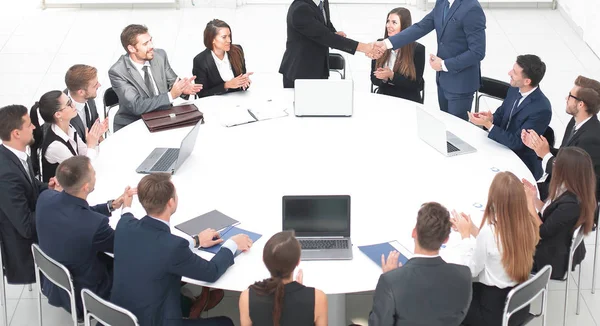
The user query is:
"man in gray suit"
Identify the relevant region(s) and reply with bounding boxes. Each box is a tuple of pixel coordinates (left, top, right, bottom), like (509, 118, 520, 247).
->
(369, 202, 472, 326)
(109, 24, 202, 132)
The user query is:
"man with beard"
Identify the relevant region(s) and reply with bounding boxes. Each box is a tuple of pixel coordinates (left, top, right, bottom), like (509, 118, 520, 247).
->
(109, 24, 203, 132)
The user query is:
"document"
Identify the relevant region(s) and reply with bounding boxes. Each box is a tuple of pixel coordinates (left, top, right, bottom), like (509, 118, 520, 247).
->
(200, 226, 262, 256)
(219, 100, 288, 127)
(174, 210, 239, 237)
(358, 241, 412, 266)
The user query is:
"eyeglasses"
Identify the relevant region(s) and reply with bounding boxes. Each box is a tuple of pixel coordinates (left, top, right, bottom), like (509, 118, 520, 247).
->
(58, 99, 74, 111)
(568, 93, 582, 101)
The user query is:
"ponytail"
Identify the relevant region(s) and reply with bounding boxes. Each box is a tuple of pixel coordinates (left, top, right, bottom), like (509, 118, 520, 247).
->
(250, 276, 286, 326)
(29, 102, 43, 178)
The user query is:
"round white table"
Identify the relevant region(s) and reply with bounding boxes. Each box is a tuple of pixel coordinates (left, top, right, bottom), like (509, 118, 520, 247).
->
(89, 87, 534, 324)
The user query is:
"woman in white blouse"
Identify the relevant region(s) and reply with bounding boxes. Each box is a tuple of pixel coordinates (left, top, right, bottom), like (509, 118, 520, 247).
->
(452, 171, 540, 326)
(30, 90, 104, 182)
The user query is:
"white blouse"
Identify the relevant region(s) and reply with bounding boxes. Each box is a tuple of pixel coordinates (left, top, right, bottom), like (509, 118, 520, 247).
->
(211, 51, 235, 84)
(45, 124, 97, 164)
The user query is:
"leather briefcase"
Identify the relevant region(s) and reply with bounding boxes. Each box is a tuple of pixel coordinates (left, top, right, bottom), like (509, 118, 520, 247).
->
(141, 104, 204, 132)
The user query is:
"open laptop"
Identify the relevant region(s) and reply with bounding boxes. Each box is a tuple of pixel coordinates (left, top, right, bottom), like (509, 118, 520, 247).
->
(282, 195, 352, 260)
(294, 79, 353, 117)
(135, 122, 201, 174)
(416, 107, 477, 157)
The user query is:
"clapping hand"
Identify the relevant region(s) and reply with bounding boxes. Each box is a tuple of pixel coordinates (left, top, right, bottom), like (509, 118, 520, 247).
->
(85, 120, 104, 149)
(225, 72, 254, 90)
(112, 186, 137, 210)
(373, 67, 393, 81)
(429, 54, 443, 71)
(467, 111, 493, 129)
(521, 129, 550, 158)
(181, 76, 203, 95)
(381, 251, 402, 273)
(450, 210, 476, 239)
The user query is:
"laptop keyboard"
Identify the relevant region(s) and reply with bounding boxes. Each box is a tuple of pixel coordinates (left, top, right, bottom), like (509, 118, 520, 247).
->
(150, 148, 180, 171)
(447, 142, 460, 153)
(299, 239, 349, 250)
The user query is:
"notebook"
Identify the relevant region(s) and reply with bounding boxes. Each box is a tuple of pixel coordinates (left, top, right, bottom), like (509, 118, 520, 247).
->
(200, 226, 262, 256)
(174, 210, 239, 237)
(358, 241, 412, 266)
(219, 101, 288, 127)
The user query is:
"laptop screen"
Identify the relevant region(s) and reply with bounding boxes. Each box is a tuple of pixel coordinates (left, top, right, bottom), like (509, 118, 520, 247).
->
(282, 195, 350, 237)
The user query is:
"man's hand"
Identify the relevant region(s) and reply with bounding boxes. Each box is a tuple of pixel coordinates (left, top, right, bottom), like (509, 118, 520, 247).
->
(182, 76, 203, 95)
(381, 251, 402, 273)
(198, 228, 223, 248)
(335, 31, 347, 37)
(358, 42, 384, 60)
(113, 186, 136, 209)
(373, 67, 393, 81)
(230, 234, 253, 252)
(48, 177, 62, 192)
(522, 129, 550, 158)
(468, 111, 493, 129)
(429, 54, 443, 72)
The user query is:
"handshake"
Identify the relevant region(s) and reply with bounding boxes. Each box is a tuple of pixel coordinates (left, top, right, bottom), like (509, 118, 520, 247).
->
(357, 41, 387, 60)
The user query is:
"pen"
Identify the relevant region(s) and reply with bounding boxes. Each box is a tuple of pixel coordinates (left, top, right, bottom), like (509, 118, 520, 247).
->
(247, 109, 259, 121)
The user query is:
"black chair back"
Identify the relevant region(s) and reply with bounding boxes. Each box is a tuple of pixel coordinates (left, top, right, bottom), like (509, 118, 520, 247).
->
(503, 265, 552, 326)
(82, 289, 139, 326)
(103, 87, 119, 118)
(479, 77, 511, 99)
(31, 244, 73, 295)
(543, 126, 555, 148)
(328, 53, 345, 79)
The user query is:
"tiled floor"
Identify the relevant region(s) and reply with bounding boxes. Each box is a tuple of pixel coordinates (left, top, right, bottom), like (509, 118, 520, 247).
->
(1, 0, 600, 325)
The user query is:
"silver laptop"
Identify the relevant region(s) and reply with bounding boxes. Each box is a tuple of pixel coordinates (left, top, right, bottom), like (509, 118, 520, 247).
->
(282, 195, 352, 260)
(136, 122, 201, 174)
(294, 79, 353, 117)
(416, 107, 477, 157)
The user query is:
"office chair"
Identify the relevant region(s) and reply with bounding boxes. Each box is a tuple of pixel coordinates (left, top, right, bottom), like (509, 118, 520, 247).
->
(328, 53, 345, 79)
(103, 88, 119, 136)
(502, 265, 552, 326)
(475, 77, 511, 113)
(81, 288, 139, 326)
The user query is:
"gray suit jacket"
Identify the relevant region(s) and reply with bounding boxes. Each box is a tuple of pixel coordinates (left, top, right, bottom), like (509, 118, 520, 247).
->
(368, 257, 472, 326)
(108, 49, 178, 132)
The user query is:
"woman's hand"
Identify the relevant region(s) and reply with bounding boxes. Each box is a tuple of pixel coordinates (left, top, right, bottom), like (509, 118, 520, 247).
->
(373, 67, 393, 81)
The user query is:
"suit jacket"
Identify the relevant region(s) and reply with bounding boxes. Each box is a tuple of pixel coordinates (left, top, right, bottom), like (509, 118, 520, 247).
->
(279, 0, 359, 81)
(192, 45, 247, 98)
(371, 42, 426, 103)
(489, 87, 552, 180)
(368, 257, 472, 326)
(0, 145, 47, 284)
(111, 214, 235, 326)
(64, 89, 99, 143)
(108, 49, 178, 132)
(36, 190, 114, 317)
(533, 191, 586, 280)
(388, 0, 486, 94)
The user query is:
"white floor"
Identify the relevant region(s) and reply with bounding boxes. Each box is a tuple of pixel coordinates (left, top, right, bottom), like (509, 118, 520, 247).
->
(1, 1, 600, 325)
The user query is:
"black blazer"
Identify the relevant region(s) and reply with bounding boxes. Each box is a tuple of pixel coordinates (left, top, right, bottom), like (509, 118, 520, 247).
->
(192, 46, 247, 98)
(368, 257, 472, 326)
(0, 145, 47, 284)
(279, 0, 359, 81)
(371, 42, 425, 103)
(111, 214, 235, 326)
(533, 191, 586, 280)
(64, 89, 99, 143)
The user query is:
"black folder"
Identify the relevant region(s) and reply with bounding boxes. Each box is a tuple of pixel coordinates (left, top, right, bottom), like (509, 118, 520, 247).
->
(174, 210, 239, 236)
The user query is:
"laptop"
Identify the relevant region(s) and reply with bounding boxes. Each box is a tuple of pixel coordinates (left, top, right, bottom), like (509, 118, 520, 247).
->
(135, 122, 201, 174)
(282, 195, 353, 260)
(416, 107, 477, 157)
(294, 79, 353, 117)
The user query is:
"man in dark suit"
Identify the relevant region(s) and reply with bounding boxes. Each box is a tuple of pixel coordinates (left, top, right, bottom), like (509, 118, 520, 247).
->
(111, 173, 253, 326)
(109, 24, 203, 132)
(469, 55, 551, 180)
(279, 0, 377, 88)
(522, 75, 600, 200)
(0, 105, 58, 284)
(374, 0, 486, 121)
(36, 156, 135, 319)
(368, 202, 472, 326)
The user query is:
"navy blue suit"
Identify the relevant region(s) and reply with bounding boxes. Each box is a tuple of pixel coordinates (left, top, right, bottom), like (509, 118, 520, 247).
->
(489, 87, 552, 180)
(36, 190, 114, 318)
(388, 0, 486, 120)
(111, 214, 235, 326)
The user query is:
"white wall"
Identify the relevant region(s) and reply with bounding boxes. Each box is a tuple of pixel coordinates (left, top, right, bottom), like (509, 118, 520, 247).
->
(558, 0, 600, 57)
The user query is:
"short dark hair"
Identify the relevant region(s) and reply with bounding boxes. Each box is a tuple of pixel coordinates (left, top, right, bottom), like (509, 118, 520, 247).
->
(137, 173, 176, 216)
(65, 65, 97, 92)
(574, 75, 600, 115)
(120, 24, 148, 53)
(516, 54, 546, 87)
(0, 105, 28, 142)
(56, 156, 93, 194)
(415, 202, 451, 251)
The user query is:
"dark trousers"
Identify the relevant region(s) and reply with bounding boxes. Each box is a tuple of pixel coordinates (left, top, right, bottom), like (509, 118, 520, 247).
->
(462, 282, 529, 326)
(181, 316, 234, 326)
(437, 82, 474, 121)
(283, 76, 295, 88)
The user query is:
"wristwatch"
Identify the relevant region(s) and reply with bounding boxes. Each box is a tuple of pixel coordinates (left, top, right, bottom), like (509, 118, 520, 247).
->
(193, 235, 200, 248)
(107, 200, 115, 212)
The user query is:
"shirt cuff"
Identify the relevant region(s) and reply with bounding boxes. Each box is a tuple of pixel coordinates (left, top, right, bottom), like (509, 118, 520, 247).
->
(441, 60, 448, 72)
(383, 38, 393, 50)
(188, 236, 195, 250)
(121, 207, 133, 215)
(167, 91, 174, 104)
(86, 147, 98, 160)
(541, 152, 553, 172)
(221, 239, 238, 255)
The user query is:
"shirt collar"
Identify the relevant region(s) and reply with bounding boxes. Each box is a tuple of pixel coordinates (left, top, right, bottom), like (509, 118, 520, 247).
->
(2, 144, 28, 162)
(211, 51, 230, 65)
(411, 253, 440, 259)
(313, 0, 321, 6)
(51, 124, 76, 142)
(66, 90, 86, 113)
(129, 57, 151, 71)
(148, 215, 170, 228)
(519, 86, 538, 99)
(575, 115, 593, 131)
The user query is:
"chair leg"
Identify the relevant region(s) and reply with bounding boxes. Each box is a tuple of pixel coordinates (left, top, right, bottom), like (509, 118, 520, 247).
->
(541, 289, 548, 326)
(0, 274, 8, 326)
(37, 282, 43, 326)
(593, 224, 600, 294)
(577, 265, 582, 314)
(564, 274, 570, 326)
(29, 284, 32, 291)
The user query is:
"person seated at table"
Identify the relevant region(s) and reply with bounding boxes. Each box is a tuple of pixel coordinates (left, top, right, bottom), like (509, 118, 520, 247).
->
(111, 173, 253, 326)
(30, 90, 106, 182)
(192, 19, 253, 98)
(468, 55, 552, 180)
(36, 156, 135, 320)
(452, 171, 540, 326)
(239, 231, 328, 326)
(523, 147, 596, 280)
(370, 7, 425, 103)
(367, 202, 471, 326)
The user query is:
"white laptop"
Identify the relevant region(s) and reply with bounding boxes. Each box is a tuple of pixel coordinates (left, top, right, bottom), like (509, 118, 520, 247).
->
(294, 79, 353, 117)
(416, 107, 477, 157)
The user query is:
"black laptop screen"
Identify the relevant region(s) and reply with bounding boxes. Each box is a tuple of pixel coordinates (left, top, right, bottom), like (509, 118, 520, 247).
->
(282, 195, 350, 237)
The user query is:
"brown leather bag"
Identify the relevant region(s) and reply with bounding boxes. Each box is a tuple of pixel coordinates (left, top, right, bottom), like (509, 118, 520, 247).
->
(141, 104, 204, 132)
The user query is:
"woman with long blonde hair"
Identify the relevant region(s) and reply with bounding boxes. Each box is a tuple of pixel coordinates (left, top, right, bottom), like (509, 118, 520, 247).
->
(453, 172, 540, 326)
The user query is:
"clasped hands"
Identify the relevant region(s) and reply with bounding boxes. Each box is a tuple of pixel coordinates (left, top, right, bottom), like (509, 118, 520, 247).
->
(225, 72, 254, 90)
(361, 41, 386, 60)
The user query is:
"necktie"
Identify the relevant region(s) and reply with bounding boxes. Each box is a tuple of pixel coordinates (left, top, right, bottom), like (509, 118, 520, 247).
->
(505, 93, 523, 130)
(20, 157, 32, 182)
(142, 66, 156, 97)
(567, 126, 578, 143)
(84, 102, 92, 128)
(443, 0, 450, 24)
(318, 1, 327, 24)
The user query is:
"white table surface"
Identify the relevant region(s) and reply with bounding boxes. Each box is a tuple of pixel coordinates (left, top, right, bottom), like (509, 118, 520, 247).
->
(88, 87, 535, 295)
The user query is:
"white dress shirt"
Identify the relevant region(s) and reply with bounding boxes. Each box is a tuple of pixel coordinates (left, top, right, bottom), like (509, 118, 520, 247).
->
(44, 124, 97, 164)
(211, 51, 235, 84)
(411, 253, 440, 259)
(129, 57, 173, 103)
(455, 223, 517, 289)
(2, 144, 30, 176)
(488, 86, 538, 133)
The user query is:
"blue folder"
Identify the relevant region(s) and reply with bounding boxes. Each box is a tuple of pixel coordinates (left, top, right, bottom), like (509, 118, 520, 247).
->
(358, 242, 409, 266)
(200, 226, 262, 256)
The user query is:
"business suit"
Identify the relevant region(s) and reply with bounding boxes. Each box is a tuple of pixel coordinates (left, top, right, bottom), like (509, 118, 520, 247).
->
(0, 145, 47, 284)
(192, 46, 247, 98)
(108, 49, 178, 132)
(279, 0, 359, 87)
(368, 257, 472, 326)
(36, 190, 114, 318)
(387, 0, 486, 120)
(489, 87, 552, 180)
(64, 89, 99, 143)
(371, 42, 426, 103)
(532, 191, 586, 280)
(111, 214, 234, 326)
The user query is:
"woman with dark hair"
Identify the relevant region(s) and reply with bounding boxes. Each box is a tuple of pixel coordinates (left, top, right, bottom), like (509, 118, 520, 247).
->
(192, 19, 253, 98)
(371, 7, 425, 103)
(524, 147, 596, 279)
(239, 231, 327, 326)
(30, 90, 104, 182)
